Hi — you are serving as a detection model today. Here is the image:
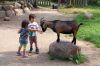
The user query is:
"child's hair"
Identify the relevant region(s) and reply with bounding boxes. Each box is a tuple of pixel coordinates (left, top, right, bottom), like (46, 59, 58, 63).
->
(29, 14, 36, 20)
(21, 20, 29, 28)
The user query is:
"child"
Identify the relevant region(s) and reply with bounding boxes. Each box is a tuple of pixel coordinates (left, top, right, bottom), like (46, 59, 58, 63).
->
(28, 14, 42, 54)
(17, 20, 29, 58)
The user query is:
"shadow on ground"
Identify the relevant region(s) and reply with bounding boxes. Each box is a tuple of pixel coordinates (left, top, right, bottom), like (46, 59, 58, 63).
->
(0, 51, 73, 66)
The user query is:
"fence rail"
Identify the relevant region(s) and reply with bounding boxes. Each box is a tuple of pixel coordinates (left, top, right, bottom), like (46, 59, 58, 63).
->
(15, 0, 87, 7)
(63, 0, 88, 7)
(38, 0, 51, 6)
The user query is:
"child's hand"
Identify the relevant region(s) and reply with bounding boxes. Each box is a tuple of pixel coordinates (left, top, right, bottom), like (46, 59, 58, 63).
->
(18, 29, 21, 34)
(38, 30, 43, 34)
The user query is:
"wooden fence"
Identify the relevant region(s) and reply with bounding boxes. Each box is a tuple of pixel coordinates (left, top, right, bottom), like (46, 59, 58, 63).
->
(37, 0, 51, 6)
(63, 0, 88, 7)
(16, 0, 88, 7)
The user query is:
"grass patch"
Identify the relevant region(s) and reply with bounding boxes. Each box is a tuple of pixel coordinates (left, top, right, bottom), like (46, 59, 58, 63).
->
(48, 53, 87, 64)
(59, 6, 100, 48)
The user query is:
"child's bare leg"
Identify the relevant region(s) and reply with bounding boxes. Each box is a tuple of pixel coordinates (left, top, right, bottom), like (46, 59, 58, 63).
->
(34, 41, 39, 54)
(22, 45, 27, 58)
(17, 45, 22, 56)
(29, 44, 33, 53)
(29, 37, 33, 53)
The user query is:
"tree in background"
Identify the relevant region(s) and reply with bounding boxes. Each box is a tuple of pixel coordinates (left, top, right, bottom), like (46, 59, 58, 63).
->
(88, 0, 99, 5)
(32, 0, 37, 8)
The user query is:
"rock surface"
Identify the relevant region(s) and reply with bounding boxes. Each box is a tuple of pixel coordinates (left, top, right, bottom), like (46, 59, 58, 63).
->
(49, 41, 81, 59)
(0, 11, 5, 17)
(23, 7, 30, 13)
(6, 10, 15, 17)
(14, 9, 23, 16)
(4, 17, 10, 21)
(14, 2, 21, 9)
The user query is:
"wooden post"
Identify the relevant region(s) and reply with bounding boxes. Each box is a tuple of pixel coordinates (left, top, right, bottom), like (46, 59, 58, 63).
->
(58, 0, 61, 7)
(69, 0, 72, 5)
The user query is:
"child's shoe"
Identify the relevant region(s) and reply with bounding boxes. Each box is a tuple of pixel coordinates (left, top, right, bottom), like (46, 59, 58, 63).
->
(17, 52, 21, 56)
(35, 48, 39, 54)
(29, 48, 33, 53)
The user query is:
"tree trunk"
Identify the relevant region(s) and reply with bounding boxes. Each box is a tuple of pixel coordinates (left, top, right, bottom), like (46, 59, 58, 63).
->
(33, 0, 38, 8)
(58, 0, 61, 7)
(69, 0, 72, 5)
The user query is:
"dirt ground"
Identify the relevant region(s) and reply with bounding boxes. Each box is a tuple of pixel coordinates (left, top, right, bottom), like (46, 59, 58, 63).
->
(0, 9, 100, 66)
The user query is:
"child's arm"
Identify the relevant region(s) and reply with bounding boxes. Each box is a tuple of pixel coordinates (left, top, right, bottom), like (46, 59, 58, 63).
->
(28, 29, 43, 34)
(28, 29, 38, 32)
(37, 30, 43, 34)
(18, 29, 21, 34)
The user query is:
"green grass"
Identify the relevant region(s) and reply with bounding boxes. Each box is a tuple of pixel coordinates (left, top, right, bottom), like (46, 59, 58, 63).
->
(59, 6, 100, 48)
(69, 53, 87, 64)
(48, 53, 87, 64)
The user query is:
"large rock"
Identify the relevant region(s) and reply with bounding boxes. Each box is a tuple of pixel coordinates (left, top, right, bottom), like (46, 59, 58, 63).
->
(4, 17, 10, 21)
(14, 9, 23, 16)
(19, 1, 25, 5)
(23, 7, 30, 13)
(49, 41, 81, 59)
(6, 10, 15, 17)
(19, 1, 25, 9)
(0, 5, 2, 10)
(0, 11, 5, 17)
(27, 2, 33, 9)
(2, 5, 14, 11)
(14, 2, 21, 9)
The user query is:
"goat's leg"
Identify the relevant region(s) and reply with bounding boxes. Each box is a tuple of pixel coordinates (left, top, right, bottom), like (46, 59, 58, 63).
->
(72, 37, 74, 44)
(72, 32, 77, 45)
(57, 33, 60, 43)
(72, 37, 76, 45)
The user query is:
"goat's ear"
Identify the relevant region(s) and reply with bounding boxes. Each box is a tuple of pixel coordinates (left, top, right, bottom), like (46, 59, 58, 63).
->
(40, 17, 44, 22)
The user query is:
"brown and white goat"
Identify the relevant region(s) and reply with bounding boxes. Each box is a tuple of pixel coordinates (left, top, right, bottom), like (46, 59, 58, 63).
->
(40, 18, 83, 45)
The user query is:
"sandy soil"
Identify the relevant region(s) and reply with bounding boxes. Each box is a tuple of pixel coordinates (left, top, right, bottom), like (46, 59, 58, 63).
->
(0, 9, 100, 66)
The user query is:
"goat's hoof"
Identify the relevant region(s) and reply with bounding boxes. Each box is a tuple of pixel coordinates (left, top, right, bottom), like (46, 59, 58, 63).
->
(57, 41, 60, 43)
(72, 42, 76, 45)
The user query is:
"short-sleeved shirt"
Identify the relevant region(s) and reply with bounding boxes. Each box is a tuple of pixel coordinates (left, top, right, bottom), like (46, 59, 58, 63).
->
(19, 28, 28, 44)
(28, 22, 40, 37)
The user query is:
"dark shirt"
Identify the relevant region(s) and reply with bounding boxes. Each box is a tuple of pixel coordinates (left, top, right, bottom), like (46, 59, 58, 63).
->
(19, 28, 28, 41)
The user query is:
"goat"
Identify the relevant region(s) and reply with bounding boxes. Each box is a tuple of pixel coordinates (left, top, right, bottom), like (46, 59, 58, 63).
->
(40, 18, 83, 45)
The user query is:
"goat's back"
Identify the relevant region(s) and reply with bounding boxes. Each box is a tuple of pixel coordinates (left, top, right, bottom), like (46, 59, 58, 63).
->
(53, 20, 78, 28)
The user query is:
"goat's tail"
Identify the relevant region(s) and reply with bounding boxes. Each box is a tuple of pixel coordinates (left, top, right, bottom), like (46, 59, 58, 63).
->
(78, 23, 83, 27)
(78, 23, 83, 30)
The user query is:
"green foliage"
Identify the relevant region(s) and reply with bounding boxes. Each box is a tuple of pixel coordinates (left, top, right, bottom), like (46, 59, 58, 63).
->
(88, 0, 99, 5)
(69, 53, 87, 64)
(48, 53, 87, 64)
(59, 6, 100, 48)
(0, 0, 15, 1)
(51, 0, 58, 3)
(75, 7, 100, 47)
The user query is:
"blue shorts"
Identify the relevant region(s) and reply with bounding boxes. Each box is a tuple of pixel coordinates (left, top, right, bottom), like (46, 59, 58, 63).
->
(19, 39, 28, 44)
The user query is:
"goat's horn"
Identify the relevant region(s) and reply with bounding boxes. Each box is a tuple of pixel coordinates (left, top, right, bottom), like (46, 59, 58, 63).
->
(40, 17, 44, 21)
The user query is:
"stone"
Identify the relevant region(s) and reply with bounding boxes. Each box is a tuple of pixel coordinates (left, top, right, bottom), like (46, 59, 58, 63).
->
(84, 12, 93, 19)
(0, 5, 2, 10)
(49, 41, 81, 59)
(23, 7, 30, 13)
(4, 17, 10, 21)
(14, 9, 23, 16)
(27, 2, 33, 9)
(0, 11, 6, 17)
(19, 1, 25, 5)
(6, 10, 15, 17)
(2, 5, 14, 11)
(14, 2, 21, 9)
